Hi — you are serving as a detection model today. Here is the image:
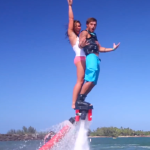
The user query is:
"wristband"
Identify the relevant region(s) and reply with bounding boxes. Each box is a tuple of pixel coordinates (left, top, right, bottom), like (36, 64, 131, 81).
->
(112, 48, 115, 50)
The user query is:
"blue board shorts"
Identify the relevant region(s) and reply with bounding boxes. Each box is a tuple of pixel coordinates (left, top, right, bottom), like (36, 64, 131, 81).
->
(84, 53, 101, 85)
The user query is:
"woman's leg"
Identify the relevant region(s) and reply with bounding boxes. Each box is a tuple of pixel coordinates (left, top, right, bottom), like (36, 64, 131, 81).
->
(72, 60, 85, 109)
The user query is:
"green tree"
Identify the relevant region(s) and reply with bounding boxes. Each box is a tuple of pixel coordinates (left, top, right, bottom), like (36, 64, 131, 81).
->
(27, 126, 36, 134)
(16, 130, 24, 135)
(22, 126, 28, 133)
(7, 129, 16, 134)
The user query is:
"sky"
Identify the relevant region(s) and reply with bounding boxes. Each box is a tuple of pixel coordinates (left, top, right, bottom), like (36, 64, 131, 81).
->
(0, 0, 150, 134)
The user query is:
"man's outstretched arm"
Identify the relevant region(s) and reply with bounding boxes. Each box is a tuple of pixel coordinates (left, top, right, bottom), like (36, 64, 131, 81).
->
(96, 41, 120, 52)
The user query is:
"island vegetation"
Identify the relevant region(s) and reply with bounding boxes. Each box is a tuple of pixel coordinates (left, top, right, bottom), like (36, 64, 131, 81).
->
(7, 126, 36, 134)
(89, 127, 150, 137)
(5, 126, 150, 137)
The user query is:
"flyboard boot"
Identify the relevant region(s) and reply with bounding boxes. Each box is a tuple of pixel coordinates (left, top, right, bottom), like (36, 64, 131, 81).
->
(75, 94, 93, 121)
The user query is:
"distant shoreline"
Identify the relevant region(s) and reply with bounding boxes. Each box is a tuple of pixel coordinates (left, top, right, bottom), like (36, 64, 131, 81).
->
(0, 134, 44, 141)
(1, 134, 150, 141)
(89, 135, 150, 138)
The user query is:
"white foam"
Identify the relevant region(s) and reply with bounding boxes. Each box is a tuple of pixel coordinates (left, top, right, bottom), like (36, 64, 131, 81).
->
(39, 118, 91, 150)
(74, 118, 91, 150)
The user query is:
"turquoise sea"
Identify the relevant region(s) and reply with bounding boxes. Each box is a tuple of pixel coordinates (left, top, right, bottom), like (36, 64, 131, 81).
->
(0, 137, 150, 150)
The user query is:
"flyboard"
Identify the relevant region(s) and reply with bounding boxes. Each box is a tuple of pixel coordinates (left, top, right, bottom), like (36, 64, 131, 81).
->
(75, 102, 93, 122)
(39, 104, 93, 150)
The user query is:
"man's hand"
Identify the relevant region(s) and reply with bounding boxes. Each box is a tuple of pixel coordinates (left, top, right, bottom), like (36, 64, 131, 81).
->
(67, 0, 73, 6)
(80, 39, 89, 48)
(113, 42, 120, 50)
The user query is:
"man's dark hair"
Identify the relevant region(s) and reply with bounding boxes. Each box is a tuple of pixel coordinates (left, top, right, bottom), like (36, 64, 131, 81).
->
(86, 18, 97, 25)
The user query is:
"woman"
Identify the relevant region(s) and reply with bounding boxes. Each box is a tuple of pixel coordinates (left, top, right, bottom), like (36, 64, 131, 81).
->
(67, 0, 88, 109)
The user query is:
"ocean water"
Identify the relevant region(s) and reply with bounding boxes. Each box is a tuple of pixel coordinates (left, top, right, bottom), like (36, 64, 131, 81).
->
(0, 137, 150, 150)
(90, 137, 150, 150)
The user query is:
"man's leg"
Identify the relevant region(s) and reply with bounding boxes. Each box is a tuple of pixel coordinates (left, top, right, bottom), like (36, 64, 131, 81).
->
(76, 54, 100, 106)
(80, 81, 95, 95)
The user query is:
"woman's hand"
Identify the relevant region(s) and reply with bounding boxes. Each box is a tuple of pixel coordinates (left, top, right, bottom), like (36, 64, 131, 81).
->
(67, 0, 73, 6)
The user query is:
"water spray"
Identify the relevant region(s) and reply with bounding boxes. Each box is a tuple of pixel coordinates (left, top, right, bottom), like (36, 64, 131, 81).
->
(39, 103, 93, 150)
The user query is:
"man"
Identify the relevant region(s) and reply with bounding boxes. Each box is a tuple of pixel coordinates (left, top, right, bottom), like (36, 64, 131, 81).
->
(44, 131, 55, 144)
(76, 18, 120, 106)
